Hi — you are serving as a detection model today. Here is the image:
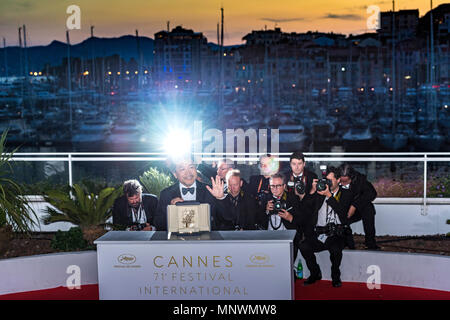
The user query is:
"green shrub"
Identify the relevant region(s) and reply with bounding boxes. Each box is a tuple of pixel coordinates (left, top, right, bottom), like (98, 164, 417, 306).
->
(139, 167, 175, 198)
(51, 227, 87, 251)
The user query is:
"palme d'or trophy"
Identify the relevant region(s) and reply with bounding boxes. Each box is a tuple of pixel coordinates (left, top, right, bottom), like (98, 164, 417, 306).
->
(167, 202, 211, 234)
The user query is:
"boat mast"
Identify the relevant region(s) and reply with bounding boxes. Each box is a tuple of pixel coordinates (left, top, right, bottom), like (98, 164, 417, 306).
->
(429, 0, 437, 131)
(66, 30, 72, 135)
(391, 0, 396, 136)
(136, 29, 143, 92)
(90, 26, 96, 93)
(18, 27, 24, 118)
(219, 7, 224, 119)
(2, 38, 7, 78)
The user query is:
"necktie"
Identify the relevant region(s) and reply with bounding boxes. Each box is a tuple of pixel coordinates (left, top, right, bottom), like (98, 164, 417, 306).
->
(182, 187, 195, 195)
(230, 195, 239, 207)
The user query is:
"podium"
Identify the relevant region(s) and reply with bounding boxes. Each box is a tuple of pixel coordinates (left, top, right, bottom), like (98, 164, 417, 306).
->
(94, 230, 295, 300)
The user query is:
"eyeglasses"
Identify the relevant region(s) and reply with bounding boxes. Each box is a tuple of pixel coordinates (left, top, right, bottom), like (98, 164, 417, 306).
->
(270, 184, 284, 189)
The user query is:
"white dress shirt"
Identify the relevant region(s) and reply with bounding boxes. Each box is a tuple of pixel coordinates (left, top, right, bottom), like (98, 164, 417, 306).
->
(316, 190, 341, 227)
(179, 181, 197, 201)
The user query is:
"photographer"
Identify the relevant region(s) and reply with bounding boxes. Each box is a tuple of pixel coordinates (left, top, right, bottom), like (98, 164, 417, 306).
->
(112, 180, 158, 231)
(247, 154, 279, 210)
(339, 164, 379, 250)
(285, 151, 317, 199)
(257, 173, 300, 259)
(292, 166, 352, 288)
(216, 169, 258, 230)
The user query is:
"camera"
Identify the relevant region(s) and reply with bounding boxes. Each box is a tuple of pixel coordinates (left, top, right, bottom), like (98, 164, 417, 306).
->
(128, 223, 148, 231)
(273, 199, 287, 213)
(316, 178, 332, 192)
(294, 180, 306, 194)
(257, 191, 271, 204)
(315, 223, 349, 237)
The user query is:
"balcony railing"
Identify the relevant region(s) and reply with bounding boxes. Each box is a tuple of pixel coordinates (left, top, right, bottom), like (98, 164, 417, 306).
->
(8, 152, 450, 216)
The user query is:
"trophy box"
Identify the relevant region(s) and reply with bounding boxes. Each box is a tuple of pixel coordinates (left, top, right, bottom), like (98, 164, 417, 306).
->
(167, 201, 211, 234)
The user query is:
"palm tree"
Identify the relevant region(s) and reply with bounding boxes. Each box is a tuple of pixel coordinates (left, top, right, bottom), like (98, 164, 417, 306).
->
(0, 130, 37, 253)
(42, 184, 122, 244)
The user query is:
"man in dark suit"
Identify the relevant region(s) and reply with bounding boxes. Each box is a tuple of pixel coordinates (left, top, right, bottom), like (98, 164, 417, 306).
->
(154, 157, 226, 231)
(283, 151, 318, 244)
(339, 164, 379, 250)
(216, 169, 258, 230)
(285, 166, 352, 288)
(247, 154, 280, 210)
(285, 151, 318, 199)
(112, 180, 158, 231)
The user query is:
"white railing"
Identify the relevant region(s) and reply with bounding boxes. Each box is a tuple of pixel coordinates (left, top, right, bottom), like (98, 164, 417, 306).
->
(8, 152, 450, 214)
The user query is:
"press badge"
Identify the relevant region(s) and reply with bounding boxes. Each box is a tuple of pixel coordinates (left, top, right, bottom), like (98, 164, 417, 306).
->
(318, 234, 328, 243)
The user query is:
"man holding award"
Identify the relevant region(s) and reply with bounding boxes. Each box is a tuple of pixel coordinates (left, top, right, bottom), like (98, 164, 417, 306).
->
(154, 157, 227, 231)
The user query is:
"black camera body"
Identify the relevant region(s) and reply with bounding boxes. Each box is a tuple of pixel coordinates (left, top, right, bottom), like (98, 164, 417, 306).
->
(295, 180, 306, 194)
(315, 223, 349, 237)
(273, 199, 287, 213)
(257, 191, 271, 204)
(129, 223, 147, 231)
(316, 178, 332, 192)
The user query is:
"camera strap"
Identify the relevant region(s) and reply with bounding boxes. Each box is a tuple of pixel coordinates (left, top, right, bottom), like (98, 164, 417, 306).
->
(325, 190, 341, 224)
(269, 214, 282, 230)
(131, 204, 146, 224)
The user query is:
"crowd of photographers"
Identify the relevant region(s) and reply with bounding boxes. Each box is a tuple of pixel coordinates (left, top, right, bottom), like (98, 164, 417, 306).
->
(112, 151, 379, 288)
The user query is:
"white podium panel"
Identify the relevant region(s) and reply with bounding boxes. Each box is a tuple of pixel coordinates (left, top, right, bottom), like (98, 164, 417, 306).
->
(95, 231, 295, 300)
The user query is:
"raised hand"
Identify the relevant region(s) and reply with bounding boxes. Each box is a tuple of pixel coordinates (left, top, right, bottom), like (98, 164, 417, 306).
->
(206, 175, 225, 199)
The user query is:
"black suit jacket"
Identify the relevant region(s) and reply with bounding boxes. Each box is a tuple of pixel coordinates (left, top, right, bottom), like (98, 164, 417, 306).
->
(296, 187, 353, 240)
(217, 191, 259, 230)
(348, 173, 377, 216)
(154, 181, 222, 231)
(112, 193, 158, 228)
(285, 168, 318, 197)
(245, 175, 272, 213)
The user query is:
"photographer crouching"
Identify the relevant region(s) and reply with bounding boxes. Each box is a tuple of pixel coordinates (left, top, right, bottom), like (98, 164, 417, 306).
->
(284, 166, 352, 287)
(112, 180, 158, 231)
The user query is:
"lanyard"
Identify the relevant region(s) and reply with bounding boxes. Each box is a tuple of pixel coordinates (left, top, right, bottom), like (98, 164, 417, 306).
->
(325, 190, 341, 224)
(132, 204, 144, 223)
(257, 177, 263, 193)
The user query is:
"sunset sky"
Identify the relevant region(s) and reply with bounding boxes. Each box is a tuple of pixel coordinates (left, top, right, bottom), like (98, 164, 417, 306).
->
(0, 0, 448, 47)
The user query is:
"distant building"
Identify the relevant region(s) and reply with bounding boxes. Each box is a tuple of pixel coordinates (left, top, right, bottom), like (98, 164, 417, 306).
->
(153, 25, 238, 93)
(378, 9, 419, 41)
(153, 26, 207, 89)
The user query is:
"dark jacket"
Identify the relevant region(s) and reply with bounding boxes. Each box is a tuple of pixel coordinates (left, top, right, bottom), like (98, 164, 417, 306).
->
(112, 193, 158, 228)
(246, 175, 271, 196)
(154, 181, 223, 231)
(285, 168, 318, 198)
(348, 172, 377, 215)
(296, 187, 353, 240)
(256, 191, 299, 230)
(217, 190, 259, 230)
